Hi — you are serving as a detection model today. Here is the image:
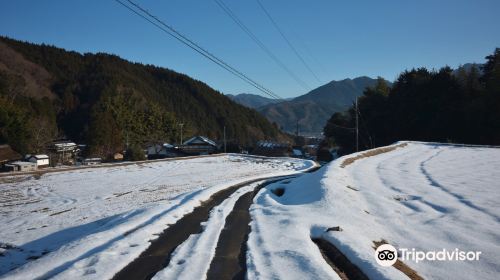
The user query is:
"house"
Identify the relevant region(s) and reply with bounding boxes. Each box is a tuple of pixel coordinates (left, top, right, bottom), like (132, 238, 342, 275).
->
(179, 136, 218, 155)
(27, 154, 50, 167)
(252, 141, 291, 157)
(48, 140, 78, 165)
(146, 143, 178, 159)
(0, 144, 22, 169)
(4, 161, 37, 172)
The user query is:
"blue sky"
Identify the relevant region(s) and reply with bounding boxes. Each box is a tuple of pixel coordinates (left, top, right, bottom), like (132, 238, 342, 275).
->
(1, 0, 499, 98)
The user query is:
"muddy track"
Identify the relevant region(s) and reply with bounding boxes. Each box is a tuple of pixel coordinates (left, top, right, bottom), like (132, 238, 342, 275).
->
(205, 180, 278, 280)
(312, 238, 369, 280)
(111, 176, 294, 280)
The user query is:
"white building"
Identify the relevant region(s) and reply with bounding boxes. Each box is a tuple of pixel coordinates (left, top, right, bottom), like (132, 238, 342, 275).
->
(5, 161, 37, 172)
(27, 155, 50, 167)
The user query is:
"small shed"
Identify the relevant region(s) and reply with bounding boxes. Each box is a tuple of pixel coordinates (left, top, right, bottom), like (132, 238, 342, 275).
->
(113, 153, 124, 161)
(27, 155, 50, 167)
(4, 161, 37, 172)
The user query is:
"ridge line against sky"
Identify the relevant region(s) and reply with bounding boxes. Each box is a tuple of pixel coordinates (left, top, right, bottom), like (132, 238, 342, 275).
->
(1, 0, 499, 98)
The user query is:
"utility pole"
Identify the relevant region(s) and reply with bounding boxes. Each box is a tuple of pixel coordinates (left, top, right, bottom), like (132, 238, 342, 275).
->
(355, 97, 359, 152)
(223, 125, 226, 153)
(179, 123, 184, 145)
(296, 120, 299, 137)
(126, 131, 129, 150)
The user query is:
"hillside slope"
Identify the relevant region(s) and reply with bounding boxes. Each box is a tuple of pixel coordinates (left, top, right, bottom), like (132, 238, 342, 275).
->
(0, 37, 285, 155)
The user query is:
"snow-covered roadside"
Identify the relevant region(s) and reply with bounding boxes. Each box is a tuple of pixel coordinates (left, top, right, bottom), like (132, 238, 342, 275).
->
(0, 155, 315, 279)
(247, 142, 500, 280)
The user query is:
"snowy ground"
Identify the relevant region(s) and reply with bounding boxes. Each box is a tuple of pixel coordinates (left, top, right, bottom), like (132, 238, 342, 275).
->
(248, 142, 500, 280)
(0, 154, 314, 279)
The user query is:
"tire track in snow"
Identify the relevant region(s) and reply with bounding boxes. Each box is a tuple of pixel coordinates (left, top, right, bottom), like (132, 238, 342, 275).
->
(206, 166, 320, 280)
(152, 182, 263, 279)
(205, 179, 287, 280)
(111, 176, 294, 280)
(419, 148, 500, 222)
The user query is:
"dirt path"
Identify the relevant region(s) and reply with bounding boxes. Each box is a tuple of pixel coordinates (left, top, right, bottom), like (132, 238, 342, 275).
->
(111, 176, 294, 280)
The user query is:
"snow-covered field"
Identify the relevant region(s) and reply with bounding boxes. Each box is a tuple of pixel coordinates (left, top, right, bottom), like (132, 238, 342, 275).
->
(248, 142, 500, 280)
(0, 154, 314, 279)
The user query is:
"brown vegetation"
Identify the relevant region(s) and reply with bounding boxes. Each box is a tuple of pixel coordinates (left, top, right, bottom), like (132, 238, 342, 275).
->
(341, 143, 408, 168)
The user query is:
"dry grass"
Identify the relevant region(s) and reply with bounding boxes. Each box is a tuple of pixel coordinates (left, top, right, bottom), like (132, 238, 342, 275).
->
(373, 240, 424, 280)
(341, 143, 408, 168)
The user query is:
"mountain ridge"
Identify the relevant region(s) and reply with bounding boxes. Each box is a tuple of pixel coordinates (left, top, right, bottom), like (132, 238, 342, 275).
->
(257, 76, 386, 134)
(226, 93, 281, 109)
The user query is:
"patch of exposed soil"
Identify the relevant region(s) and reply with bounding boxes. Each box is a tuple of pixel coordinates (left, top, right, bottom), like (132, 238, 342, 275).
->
(312, 238, 369, 280)
(341, 143, 408, 168)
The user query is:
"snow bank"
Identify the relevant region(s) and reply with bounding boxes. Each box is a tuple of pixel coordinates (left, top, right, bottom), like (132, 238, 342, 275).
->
(0, 155, 314, 279)
(248, 142, 500, 280)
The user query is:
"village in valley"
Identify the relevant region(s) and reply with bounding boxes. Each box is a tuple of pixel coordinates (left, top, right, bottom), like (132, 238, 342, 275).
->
(0, 135, 324, 173)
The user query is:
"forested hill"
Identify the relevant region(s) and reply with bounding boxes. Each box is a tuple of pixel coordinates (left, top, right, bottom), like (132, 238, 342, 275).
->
(0, 36, 285, 156)
(323, 49, 500, 155)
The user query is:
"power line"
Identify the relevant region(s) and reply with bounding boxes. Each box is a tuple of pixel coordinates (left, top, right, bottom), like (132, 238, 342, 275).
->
(255, 0, 322, 83)
(213, 0, 311, 92)
(294, 31, 329, 77)
(114, 0, 284, 100)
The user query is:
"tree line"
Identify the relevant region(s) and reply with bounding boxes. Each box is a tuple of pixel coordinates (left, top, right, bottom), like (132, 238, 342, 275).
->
(323, 48, 500, 156)
(0, 36, 284, 158)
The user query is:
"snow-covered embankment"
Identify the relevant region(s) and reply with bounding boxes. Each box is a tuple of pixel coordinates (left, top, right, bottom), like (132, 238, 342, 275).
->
(247, 142, 500, 280)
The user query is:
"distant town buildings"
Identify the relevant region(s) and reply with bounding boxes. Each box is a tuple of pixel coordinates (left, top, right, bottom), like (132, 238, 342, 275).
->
(1, 134, 320, 173)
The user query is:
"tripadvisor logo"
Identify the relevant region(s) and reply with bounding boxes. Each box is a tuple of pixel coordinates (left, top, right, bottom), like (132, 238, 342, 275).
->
(374, 244, 482, 266)
(375, 244, 398, 267)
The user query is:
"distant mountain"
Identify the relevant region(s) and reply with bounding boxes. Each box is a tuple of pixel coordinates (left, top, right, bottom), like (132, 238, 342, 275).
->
(227, 93, 282, 109)
(452, 63, 483, 76)
(259, 77, 385, 134)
